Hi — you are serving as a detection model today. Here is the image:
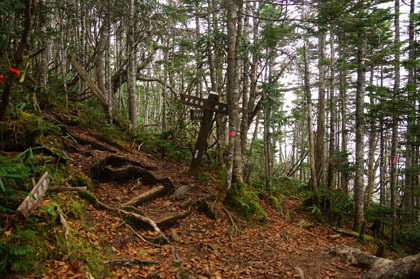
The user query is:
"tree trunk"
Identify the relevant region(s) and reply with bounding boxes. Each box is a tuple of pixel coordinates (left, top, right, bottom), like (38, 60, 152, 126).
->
(339, 44, 349, 194)
(390, 0, 400, 243)
(354, 30, 367, 232)
(0, 0, 36, 121)
(303, 35, 318, 192)
(232, 1, 243, 183)
(127, 0, 137, 126)
(96, 14, 110, 121)
(223, 0, 239, 194)
(327, 33, 336, 189)
(39, 0, 50, 87)
(405, 0, 416, 220)
(365, 68, 376, 208)
(316, 30, 327, 186)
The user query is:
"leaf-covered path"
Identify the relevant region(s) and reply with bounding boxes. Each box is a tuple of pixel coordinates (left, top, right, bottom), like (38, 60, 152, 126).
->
(43, 124, 368, 279)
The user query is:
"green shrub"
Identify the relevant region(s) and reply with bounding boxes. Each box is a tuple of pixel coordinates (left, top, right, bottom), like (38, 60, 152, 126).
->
(397, 222, 420, 254)
(0, 229, 37, 275)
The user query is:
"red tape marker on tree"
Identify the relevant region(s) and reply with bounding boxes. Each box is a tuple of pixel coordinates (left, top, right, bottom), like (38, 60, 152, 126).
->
(9, 67, 20, 77)
(393, 156, 397, 164)
(0, 75, 4, 85)
(228, 131, 236, 136)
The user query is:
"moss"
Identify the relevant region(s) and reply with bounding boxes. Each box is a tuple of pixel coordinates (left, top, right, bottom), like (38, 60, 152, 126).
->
(267, 195, 279, 209)
(78, 191, 98, 208)
(70, 171, 95, 191)
(224, 183, 267, 223)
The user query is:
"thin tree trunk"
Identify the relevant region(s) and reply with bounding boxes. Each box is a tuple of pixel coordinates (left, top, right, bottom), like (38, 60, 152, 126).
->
(127, 0, 137, 126)
(339, 44, 349, 194)
(39, 0, 50, 87)
(0, 0, 36, 120)
(96, 14, 110, 121)
(316, 30, 327, 186)
(405, 0, 416, 220)
(327, 33, 336, 189)
(390, 0, 401, 243)
(354, 30, 367, 232)
(365, 68, 376, 208)
(223, 0, 239, 195)
(303, 35, 318, 192)
(232, 1, 243, 183)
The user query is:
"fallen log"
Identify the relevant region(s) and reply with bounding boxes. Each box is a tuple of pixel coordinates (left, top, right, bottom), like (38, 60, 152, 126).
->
(327, 245, 420, 279)
(68, 54, 127, 127)
(333, 227, 376, 242)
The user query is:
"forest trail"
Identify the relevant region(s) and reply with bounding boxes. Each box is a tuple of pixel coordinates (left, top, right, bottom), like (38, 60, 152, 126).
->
(41, 116, 367, 279)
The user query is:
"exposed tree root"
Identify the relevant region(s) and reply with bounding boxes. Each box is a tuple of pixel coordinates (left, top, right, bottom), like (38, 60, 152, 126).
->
(122, 185, 166, 207)
(327, 245, 420, 279)
(122, 220, 161, 248)
(103, 258, 159, 266)
(89, 162, 176, 198)
(154, 211, 190, 229)
(98, 154, 157, 171)
(222, 205, 240, 234)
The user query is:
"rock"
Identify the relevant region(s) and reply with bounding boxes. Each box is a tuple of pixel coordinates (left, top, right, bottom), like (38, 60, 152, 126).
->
(174, 185, 189, 200)
(180, 199, 192, 209)
(294, 267, 305, 279)
(171, 229, 179, 242)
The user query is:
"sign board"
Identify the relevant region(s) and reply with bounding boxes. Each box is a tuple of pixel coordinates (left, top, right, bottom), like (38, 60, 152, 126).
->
(17, 172, 50, 218)
(181, 94, 228, 115)
(181, 93, 228, 177)
(190, 109, 204, 121)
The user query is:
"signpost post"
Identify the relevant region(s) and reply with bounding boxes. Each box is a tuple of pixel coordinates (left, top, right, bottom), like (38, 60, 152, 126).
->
(180, 93, 228, 177)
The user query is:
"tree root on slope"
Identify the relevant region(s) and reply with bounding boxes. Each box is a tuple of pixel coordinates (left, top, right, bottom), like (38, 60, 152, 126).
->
(327, 245, 420, 279)
(51, 187, 184, 265)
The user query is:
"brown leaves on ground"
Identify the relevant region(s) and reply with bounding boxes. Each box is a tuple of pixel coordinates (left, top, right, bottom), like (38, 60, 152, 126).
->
(36, 125, 370, 279)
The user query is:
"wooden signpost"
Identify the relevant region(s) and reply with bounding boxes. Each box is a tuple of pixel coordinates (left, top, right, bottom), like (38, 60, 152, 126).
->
(17, 172, 50, 218)
(180, 93, 228, 177)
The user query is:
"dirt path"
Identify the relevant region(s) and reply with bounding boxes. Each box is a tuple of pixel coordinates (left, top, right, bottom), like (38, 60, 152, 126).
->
(44, 125, 367, 279)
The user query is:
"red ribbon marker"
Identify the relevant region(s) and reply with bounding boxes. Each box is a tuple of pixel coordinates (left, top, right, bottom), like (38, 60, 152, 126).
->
(228, 131, 236, 136)
(0, 75, 4, 85)
(9, 67, 20, 77)
(393, 156, 397, 164)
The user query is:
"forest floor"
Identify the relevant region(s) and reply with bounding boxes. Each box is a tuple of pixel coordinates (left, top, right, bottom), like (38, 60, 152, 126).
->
(21, 118, 377, 279)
